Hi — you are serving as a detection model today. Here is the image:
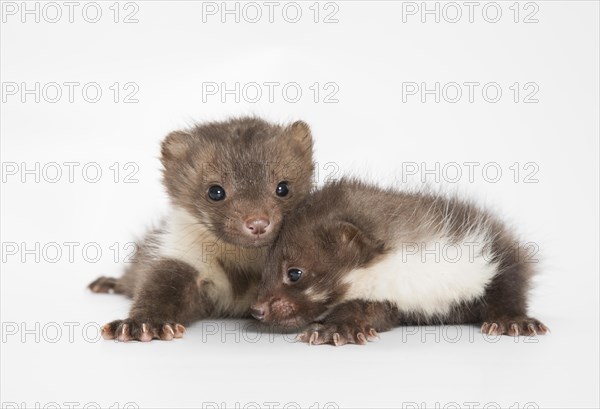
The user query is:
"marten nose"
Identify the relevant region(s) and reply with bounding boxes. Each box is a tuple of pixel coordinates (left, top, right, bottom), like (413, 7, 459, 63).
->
(250, 303, 268, 320)
(244, 217, 270, 236)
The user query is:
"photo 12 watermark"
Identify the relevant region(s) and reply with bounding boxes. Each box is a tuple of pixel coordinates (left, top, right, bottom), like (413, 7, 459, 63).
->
(1, 162, 140, 184)
(1, 1, 140, 24)
(196, 160, 341, 186)
(200, 1, 340, 24)
(400, 402, 539, 409)
(1, 241, 140, 264)
(201, 403, 338, 409)
(201, 81, 340, 104)
(401, 82, 540, 104)
(0, 321, 542, 345)
(279, 239, 541, 268)
(398, 161, 540, 184)
(400, 1, 540, 24)
(1, 402, 139, 409)
(2, 321, 104, 344)
(1, 82, 140, 104)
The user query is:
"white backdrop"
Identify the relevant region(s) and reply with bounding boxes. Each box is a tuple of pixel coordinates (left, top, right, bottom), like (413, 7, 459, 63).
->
(1, 1, 599, 408)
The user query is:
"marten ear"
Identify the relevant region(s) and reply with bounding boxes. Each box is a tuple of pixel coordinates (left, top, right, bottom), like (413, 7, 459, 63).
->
(284, 120, 313, 151)
(161, 130, 193, 165)
(321, 221, 385, 264)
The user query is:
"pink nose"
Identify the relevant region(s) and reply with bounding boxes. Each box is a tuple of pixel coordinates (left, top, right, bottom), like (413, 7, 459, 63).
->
(244, 217, 270, 236)
(250, 301, 270, 321)
(250, 304, 267, 320)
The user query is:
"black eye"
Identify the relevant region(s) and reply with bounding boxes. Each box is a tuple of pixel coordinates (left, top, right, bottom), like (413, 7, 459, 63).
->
(208, 185, 226, 201)
(287, 268, 303, 282)
(276, 181, 289, 197)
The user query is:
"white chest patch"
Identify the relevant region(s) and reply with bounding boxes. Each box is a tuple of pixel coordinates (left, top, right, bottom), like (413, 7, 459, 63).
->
(341, 234, 498, 317)
(158, 206, 264, 316)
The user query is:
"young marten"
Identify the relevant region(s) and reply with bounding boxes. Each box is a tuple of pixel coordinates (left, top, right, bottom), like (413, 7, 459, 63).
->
(252, 178, 549, 346)
(89, 117, 314, 342)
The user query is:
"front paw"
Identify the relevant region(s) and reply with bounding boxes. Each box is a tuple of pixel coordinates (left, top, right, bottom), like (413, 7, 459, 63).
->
(298, 322, 380, 346)
(101, 319, 186, 342)
(481, 316, 549, 337)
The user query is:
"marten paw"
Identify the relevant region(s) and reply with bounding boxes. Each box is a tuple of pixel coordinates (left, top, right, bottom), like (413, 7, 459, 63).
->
(101, 319, 186, 342)
(481, 317, 550, 337)
(298, 322, 380, 346)
(88, 276, 118, 293)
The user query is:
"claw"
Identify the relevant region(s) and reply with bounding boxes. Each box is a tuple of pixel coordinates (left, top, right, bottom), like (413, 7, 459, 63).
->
(527, 323, 538, 336)
(488, 323, 499, 336)
(510, 323, 519, 337)
(117, 324, 130, 342)
(174, 324, 186, 338)
(539, 323, 550, 334)
(356, 333, 367, 345)
(481, 322, 490, 334)
(309, 331, 319, 345)
(367, 328, 379, 340)
(333, 333, 341, 346)
(101, 324, 113, 340)
(139, 323, 152, 342)
(160, 324, 174, 341)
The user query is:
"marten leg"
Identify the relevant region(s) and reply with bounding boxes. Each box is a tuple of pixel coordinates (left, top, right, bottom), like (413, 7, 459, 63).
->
(479, 243, 549, 336)
(88, 276, 120, 294)
(88, 230, 160, 298)
(88, 262, 148, 298)
(101, 259, 211, 342)
(298, 300, 398, 346)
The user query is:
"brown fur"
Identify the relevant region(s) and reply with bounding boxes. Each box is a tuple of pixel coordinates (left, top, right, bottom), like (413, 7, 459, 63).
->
(161, 117, 314, 247)
(90, 117, 315, 342)
(253, 178, 548, 345)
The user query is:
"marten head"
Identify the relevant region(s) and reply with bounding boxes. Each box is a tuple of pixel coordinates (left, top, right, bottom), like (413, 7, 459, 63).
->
(251, 188, 385, 328)
(161, 117, 314, 248)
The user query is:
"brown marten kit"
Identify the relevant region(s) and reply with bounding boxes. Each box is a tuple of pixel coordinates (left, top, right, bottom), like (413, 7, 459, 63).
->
(252, 178, 549, 346)
(88, 117, 314, 341)
(89, 117, 548, 345)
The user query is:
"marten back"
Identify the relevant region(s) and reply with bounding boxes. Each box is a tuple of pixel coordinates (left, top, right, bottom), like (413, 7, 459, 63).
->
(254, 178, 543, 339)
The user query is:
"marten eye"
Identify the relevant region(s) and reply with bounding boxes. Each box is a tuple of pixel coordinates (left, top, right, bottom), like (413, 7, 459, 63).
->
(208, 185, 226, 201)
(287, 268, 303, 282)
(276, 181, 289, 197)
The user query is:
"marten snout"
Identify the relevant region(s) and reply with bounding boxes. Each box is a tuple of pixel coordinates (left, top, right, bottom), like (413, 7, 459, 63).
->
(250, 303, 268, 320)
(244, 217, 270, 236)
(251, 297, 299, 325)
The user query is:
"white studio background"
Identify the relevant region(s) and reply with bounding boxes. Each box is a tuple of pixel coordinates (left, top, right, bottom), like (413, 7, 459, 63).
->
(1, 1, 598, 408)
